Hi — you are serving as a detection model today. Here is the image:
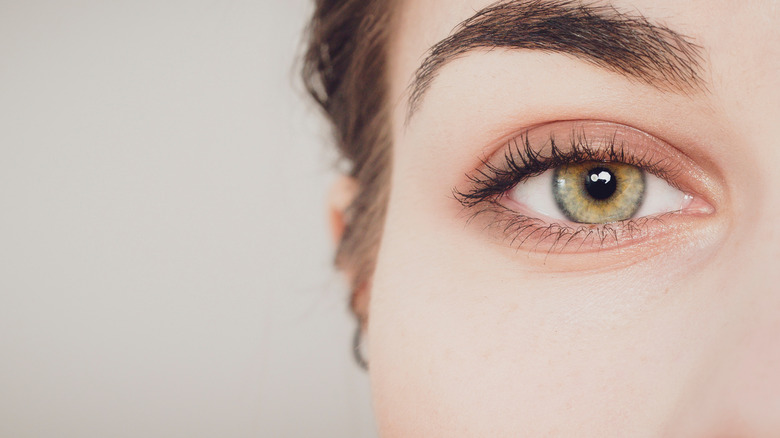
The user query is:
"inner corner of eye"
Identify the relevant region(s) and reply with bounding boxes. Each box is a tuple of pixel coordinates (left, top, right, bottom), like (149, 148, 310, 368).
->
(635, 171, 692, 217)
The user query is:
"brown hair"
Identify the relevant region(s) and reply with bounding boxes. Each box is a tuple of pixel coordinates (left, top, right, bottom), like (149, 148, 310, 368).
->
(301, 0, 394, 320)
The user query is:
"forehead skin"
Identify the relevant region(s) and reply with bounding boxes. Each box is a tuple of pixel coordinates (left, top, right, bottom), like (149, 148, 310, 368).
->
(369, 1, 780, 437)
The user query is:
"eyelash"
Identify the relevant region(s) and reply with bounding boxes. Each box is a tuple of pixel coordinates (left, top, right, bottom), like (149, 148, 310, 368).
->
(453, 131, 685, 253)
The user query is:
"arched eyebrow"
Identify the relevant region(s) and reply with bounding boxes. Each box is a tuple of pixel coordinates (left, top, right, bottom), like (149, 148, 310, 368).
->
(406, 0, 707, 122)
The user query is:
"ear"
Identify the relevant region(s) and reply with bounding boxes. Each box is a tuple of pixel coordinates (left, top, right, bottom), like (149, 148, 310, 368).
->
(328, 176, 370, 330)
(328, 175, 358, 246)
(328, 176, 368, 323)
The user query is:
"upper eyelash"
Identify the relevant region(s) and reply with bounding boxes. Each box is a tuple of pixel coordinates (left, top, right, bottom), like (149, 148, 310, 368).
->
(451, 129, 687, 254)
(453, 129, 683, 209)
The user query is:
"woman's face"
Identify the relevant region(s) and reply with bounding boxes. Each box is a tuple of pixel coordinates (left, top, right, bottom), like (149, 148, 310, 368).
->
(365, 0, 780, 436)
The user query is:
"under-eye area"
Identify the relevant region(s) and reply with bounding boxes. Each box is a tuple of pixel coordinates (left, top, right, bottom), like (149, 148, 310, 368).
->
(454, 120, 717, 255)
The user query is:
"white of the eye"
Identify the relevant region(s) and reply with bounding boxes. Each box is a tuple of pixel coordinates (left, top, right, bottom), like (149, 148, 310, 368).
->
(508, 169, 690, 221)
(508, 169, 568, 221)
(634, 173, 691, 218)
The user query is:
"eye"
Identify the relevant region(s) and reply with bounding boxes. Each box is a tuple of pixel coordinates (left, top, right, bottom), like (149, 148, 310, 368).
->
(510, 161, 693, 224)
(454, 121, 716, 253)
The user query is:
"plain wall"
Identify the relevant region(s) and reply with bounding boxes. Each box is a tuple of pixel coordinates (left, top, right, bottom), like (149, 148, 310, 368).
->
(0, 1, 375, 436)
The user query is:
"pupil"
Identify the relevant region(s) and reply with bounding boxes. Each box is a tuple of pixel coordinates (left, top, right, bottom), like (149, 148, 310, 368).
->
(584, 167, 617, 200)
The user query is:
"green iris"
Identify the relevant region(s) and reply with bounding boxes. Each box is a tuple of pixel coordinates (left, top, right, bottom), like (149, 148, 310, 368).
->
(553, 162, 646, 224)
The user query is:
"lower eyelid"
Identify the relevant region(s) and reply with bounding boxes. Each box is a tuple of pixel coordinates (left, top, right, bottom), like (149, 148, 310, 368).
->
(470, 203, 687, 256)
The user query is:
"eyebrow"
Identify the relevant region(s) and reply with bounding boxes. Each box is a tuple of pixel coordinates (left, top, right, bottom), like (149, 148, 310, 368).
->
(406, 0, 706, 120)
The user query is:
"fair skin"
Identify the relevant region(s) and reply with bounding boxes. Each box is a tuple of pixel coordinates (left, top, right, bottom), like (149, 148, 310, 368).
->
(333, 0, 780, 436)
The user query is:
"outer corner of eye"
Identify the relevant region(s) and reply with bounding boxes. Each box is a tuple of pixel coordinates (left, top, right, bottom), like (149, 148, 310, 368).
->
(507, 169, 564, 220)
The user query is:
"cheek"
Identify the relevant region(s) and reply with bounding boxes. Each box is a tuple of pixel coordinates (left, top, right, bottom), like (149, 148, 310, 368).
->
(366, 186, 731, 436)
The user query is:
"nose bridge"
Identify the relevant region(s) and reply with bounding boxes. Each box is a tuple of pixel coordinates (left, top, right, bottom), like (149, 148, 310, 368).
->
(701, 161, 780, 433)
(665, 147, 780, 435)
(726, 120, 780, 308)
(663, 227, 780, 436)
(706, 289, 780, 434)
(733, 153, 780, 354)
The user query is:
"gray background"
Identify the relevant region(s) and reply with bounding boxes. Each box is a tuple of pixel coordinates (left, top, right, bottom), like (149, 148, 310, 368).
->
(0, 1, 375, 436)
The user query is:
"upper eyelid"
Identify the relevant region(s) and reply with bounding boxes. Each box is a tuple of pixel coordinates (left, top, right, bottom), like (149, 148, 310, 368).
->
(454, 122, 699, 210)
(469, 131, 674, 183)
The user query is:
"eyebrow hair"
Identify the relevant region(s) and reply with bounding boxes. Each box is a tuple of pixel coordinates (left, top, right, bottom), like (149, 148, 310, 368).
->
(406, 0, 706, 120)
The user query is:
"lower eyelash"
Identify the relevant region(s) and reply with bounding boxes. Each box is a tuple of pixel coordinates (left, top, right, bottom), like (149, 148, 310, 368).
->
(460, 189, 677, 254)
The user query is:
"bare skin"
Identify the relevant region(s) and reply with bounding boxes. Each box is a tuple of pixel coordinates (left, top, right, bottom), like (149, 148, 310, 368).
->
(333, 1, 780, 436)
